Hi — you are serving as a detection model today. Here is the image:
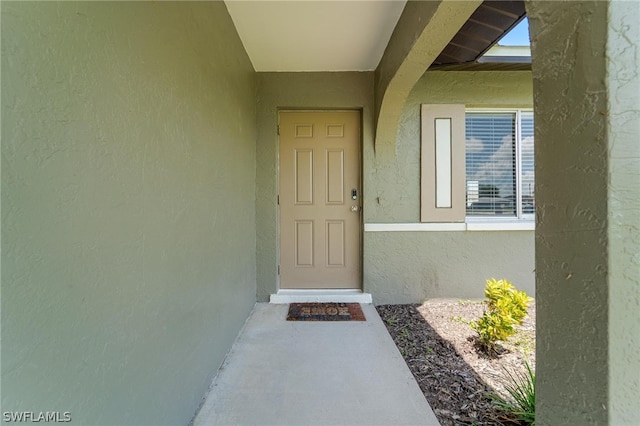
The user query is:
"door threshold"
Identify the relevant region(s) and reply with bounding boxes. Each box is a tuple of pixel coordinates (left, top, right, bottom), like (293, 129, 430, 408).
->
(270, 290, 372, 304)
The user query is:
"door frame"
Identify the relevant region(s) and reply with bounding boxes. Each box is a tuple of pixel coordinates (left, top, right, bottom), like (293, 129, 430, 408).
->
(276, 109, 364, 292)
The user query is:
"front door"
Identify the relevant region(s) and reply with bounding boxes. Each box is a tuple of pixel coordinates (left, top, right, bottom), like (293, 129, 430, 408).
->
(279, 111, 362, 289)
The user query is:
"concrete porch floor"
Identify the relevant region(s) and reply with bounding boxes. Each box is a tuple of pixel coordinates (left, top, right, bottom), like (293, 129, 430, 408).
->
(192, 303, 439, 426)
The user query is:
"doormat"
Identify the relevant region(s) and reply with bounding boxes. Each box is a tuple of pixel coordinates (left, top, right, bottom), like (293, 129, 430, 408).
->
(286, 303, 366, 321)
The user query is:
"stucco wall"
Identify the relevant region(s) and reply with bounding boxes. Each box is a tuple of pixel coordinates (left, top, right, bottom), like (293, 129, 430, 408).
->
(1, 3, 256, 425)
(256, 71, 534, 304)
(365, 231, 534, 303)
(607, 2, 640, 422)
(255, 72, 375, 301)
(528, 1, 609, 423)
(366, 71, 535, 304)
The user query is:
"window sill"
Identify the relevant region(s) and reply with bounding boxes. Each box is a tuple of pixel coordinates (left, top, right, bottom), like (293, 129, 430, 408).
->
(466, 220, 534, 231)
(364, 220, 534, 232)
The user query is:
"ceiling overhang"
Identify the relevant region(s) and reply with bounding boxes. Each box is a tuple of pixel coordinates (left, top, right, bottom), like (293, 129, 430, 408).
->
(224, 1, 407, 72)
(225, 1, 529, 73)
(429, 0, 528, 70)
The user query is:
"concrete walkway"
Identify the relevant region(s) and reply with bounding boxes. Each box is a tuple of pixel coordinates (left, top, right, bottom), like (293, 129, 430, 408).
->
(193, 303, 440, 426)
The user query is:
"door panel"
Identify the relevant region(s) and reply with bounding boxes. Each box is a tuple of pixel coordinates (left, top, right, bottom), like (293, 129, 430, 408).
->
(326, 220, 345, 267)
(295, 150, 313, 204)
(326, 150, 344, 204)
(279, 111, 361, 289)
(295, 220, 314, 267)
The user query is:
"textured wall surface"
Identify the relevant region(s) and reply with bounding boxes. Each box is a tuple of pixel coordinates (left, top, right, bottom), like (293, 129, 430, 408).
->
(366, 71, 533, 223)
(528, 1, 610, 424)
(374, 1, 480, 153)
(365, 231, 534, 304)
(255, 71, 534, 303)
(606, 1, 640, 423)
(366, 71, 535, 304)
(1, 3, 256, 425)
(255, 72, 374, 301)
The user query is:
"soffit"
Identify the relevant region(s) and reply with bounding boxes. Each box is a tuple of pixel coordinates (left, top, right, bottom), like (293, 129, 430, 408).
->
(224, 1, 407, 72)
(428, 62, 530, 72)
(224, 1, 528, 73)
(430, 0, 527, 69)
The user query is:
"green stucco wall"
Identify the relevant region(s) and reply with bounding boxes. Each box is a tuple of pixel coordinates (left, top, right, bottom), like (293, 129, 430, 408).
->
(374, 1, 480, 154)
(364, 231, 534, 303)
(366, 71, 535, 304)
(256, 71, 534, 304)
(367, 71, 533, 223)
(607, 2, 640, 422)
(255, 72, 375, 301)
(1, 2, 256, 425)
(528, 1, 609, 423)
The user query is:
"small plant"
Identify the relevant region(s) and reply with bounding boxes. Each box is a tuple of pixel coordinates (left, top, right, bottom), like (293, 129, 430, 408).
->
(471, 278, 530, 353)
(490, 360, 536, 425)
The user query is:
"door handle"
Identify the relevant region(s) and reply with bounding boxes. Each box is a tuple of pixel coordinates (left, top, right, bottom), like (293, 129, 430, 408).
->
(351, 205, 360, 212)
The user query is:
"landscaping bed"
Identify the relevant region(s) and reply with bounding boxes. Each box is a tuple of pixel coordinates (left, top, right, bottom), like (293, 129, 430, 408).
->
(377, 299, 535, 426)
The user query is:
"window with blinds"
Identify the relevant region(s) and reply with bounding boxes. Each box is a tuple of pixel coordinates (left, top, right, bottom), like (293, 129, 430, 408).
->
(465, 110, 534, 219)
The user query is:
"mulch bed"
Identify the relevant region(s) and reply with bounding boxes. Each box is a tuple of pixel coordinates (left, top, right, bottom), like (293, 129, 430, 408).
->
(377, 302, 535, 426)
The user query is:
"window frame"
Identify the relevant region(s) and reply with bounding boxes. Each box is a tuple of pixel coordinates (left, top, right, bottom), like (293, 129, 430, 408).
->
(464, 107, 535, 224)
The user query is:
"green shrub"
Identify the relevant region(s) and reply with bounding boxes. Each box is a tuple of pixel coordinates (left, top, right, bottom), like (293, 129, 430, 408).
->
(490, 360, 536, 425)
(471, 278, 530, 353)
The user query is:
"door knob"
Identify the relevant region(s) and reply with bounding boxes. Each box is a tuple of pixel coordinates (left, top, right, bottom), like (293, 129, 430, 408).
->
(351, 205, 360, 212)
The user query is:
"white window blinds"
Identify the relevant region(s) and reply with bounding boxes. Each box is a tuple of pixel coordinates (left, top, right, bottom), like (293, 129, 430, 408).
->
(520, 111, 535, 215)
(465, 111, 534, 218)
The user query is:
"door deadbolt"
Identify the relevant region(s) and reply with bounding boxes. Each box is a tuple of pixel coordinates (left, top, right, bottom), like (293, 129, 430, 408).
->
(351, 189, 358, 200)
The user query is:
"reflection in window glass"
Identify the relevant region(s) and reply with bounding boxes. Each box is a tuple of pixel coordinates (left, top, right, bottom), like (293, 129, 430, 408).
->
(465, 111, 534, 218)
(520, 112, 535, 215)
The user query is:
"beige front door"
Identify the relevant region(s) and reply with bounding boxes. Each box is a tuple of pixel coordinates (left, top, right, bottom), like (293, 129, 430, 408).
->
(279, 111, 361, 289)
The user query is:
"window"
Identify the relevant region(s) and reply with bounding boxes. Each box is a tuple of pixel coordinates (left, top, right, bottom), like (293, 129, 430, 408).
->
(465, 110, 534, 220)
(420, 105, 534, 229)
